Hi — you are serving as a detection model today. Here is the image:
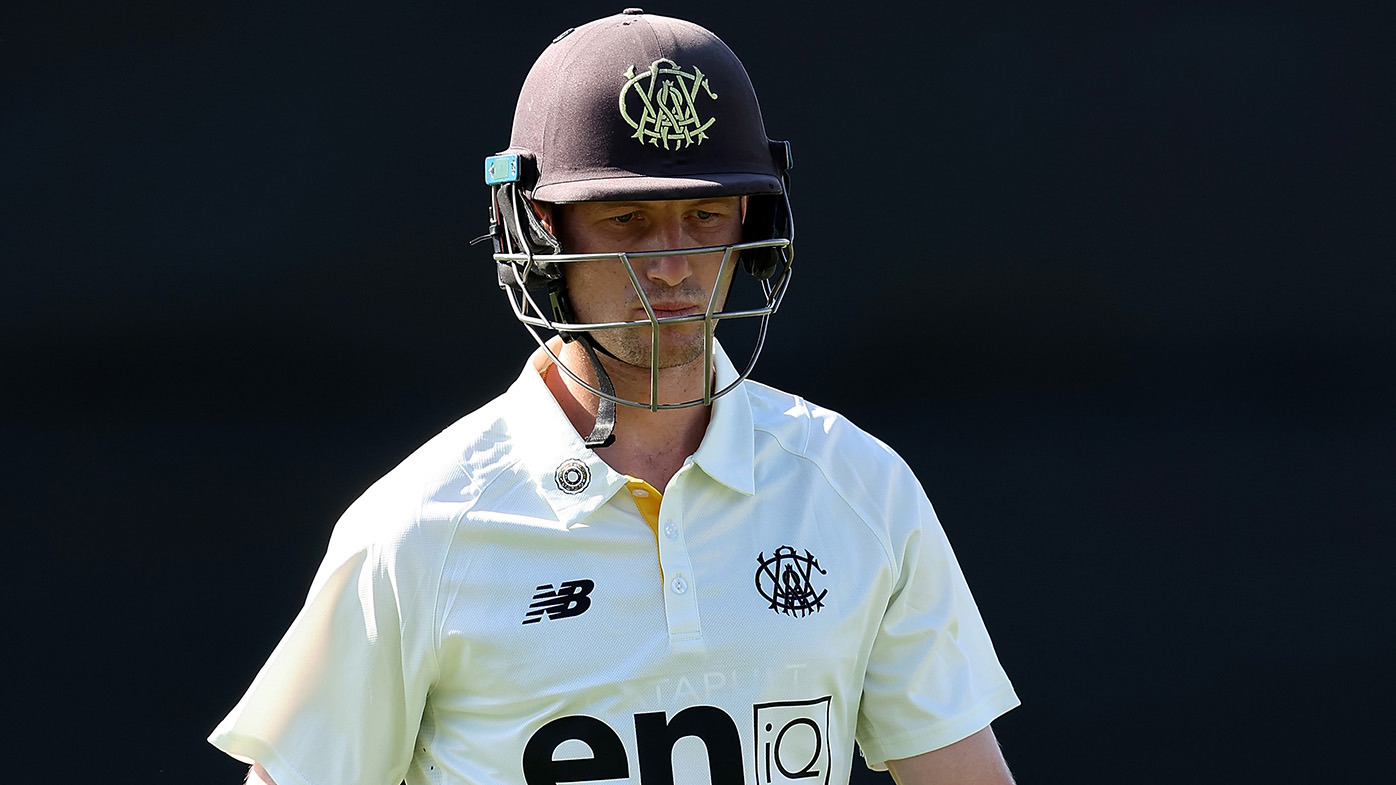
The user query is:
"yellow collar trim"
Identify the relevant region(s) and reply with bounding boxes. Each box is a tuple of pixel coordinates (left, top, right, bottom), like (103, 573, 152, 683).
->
(623, 476, 663, 544)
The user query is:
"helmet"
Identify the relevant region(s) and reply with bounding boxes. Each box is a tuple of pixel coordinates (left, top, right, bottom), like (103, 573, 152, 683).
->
(481, 9, 795, 446)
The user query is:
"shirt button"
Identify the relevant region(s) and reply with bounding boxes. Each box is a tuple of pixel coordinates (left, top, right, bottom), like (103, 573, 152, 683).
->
(631, 488, 649, 498)
(670, 575, 688, 594)
(663, 522, 678, 538)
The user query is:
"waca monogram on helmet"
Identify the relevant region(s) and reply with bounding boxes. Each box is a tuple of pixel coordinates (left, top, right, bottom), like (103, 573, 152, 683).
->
(618, 58, 718, 149)
(481, 8, 795, 445)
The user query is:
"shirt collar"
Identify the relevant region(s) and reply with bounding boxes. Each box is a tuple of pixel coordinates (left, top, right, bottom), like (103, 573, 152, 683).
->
(502, 349, 629, 526)
(501, 342, 757, 525)
(689, 343, 756, 496)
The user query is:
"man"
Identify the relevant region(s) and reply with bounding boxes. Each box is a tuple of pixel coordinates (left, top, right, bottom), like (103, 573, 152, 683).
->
(210, 9, 1019, 785)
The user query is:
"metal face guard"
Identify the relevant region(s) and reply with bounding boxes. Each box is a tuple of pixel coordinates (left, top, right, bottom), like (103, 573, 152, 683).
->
(496, 236, 793, 411)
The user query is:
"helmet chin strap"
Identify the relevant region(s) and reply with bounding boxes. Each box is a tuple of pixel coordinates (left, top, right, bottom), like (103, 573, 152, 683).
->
(576, 338, 618, 449)
(548, 281, 617, 449)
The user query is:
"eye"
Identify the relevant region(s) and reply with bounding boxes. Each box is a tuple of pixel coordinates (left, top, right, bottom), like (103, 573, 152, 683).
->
(611, 212, 635, 224)
(695, 209, 716, 220)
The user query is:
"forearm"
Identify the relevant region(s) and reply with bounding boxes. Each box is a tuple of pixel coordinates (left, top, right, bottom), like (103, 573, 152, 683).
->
(886, 726, 1015, 785)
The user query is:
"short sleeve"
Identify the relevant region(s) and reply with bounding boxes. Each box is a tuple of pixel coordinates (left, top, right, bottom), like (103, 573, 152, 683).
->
(853, 480, 1019, 770)
(208, 520, 442, 785)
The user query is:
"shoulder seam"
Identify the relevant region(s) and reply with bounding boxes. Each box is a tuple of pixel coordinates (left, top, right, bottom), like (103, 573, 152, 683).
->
(429, 452, 529, 664)
(753, 414, 898, 572)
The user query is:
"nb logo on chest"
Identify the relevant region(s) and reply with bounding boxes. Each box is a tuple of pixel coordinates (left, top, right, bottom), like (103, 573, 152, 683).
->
(523, 579, 595, 624)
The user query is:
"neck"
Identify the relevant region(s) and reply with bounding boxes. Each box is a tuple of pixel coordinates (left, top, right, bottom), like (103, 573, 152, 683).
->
(544, 338, 713, 491)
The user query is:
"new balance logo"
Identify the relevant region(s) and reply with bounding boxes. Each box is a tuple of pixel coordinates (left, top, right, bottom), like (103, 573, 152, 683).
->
(522, 579, 595, 624)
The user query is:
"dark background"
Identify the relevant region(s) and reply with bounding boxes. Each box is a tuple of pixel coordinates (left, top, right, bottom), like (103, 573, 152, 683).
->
(4, 0, 1392, 781)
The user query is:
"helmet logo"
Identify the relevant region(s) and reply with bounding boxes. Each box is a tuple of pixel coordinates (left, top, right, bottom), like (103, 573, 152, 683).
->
(619, 58, 718, 150)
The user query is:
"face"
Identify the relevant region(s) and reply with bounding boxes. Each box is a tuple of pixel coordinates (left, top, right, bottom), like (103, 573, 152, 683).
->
(548, 196, 745, 370)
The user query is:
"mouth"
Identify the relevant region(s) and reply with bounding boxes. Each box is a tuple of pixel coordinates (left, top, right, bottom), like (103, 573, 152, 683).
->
(635, 302, 703, 320)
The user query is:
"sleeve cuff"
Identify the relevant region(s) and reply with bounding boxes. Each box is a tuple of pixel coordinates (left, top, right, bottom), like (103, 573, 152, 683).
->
(857, 683, 1021, 772)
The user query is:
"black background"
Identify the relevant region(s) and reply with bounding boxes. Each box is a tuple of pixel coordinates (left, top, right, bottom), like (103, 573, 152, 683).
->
(4, 0, 1392, 782)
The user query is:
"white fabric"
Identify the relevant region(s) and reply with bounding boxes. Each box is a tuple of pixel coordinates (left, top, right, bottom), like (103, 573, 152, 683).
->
(209, 344, 1018, 785)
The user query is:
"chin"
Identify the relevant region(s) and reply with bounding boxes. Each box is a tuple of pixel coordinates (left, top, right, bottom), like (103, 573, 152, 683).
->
(599, 327, 706, 368)
(605, 339, 707, 371)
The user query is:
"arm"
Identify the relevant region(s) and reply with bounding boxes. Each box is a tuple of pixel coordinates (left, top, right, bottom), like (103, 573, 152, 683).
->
(886, 726, 1015, 785)
(245, 764, 276, 785)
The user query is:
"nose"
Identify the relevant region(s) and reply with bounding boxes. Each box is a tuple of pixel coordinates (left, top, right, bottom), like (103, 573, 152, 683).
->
(644, 254, 693, 287)
(641, 215, 694, 287)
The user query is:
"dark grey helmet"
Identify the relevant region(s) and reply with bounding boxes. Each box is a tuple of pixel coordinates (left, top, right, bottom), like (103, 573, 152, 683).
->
(481, 9, 795, 445)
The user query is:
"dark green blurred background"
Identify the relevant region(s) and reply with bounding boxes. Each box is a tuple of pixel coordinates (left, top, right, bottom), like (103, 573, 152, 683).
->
(3, 1, 1391, 781)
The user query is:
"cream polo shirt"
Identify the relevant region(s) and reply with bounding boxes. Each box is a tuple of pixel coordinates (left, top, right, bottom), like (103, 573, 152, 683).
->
(209, 345, 1018, 785)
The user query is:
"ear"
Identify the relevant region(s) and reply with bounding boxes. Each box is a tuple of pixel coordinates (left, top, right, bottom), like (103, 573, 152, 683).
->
(532, 200, 555, 235)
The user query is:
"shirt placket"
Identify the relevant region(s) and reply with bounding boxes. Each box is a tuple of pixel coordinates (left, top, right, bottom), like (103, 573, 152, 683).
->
(625, 470, 702, 641)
